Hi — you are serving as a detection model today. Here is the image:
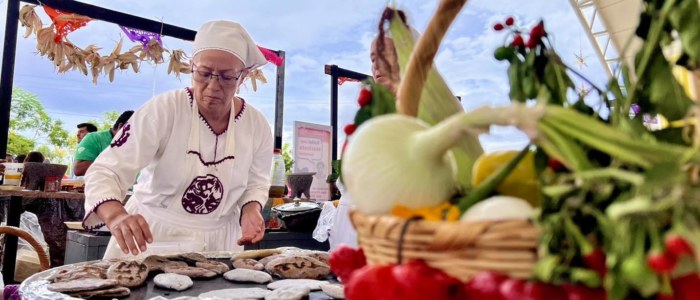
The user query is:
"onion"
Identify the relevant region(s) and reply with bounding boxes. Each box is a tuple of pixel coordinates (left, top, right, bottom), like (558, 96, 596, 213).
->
(460, 196, 534, 222)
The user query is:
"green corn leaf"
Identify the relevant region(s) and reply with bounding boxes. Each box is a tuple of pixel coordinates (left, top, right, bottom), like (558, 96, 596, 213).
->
(389, 14, 483, 191)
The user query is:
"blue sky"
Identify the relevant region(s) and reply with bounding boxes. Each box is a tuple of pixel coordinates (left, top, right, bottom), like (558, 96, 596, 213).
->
(0, 0, 611, 154)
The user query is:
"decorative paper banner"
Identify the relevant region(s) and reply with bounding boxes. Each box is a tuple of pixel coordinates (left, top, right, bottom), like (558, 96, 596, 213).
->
(338, 76, 361, 86)
(120, 26, 162, 50)
(258, 46, 284, 66)
(43, 5, 92, 43)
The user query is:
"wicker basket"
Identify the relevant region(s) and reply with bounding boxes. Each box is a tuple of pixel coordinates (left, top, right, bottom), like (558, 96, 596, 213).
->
(350, 211, 539, 281)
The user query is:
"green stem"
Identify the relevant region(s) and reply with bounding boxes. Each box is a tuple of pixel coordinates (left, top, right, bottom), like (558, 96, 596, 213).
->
(458, 145, 531, 213)
(622, 0, 678, 114)
(564, 215, 593, 255)
(575, 168, 645, 186)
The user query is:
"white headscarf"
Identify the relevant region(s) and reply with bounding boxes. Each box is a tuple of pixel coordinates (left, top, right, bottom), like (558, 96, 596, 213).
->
(192, 20, 267, 69)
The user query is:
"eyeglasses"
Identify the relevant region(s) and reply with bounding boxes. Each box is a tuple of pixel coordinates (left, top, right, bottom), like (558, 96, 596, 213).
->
(191, 64, 245, 87)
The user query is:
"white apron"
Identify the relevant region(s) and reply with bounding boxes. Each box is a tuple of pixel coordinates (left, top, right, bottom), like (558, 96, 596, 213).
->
(104, 100, 242, 259)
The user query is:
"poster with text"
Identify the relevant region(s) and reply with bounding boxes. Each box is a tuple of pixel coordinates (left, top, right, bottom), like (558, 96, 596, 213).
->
(293, 121, 332, 200)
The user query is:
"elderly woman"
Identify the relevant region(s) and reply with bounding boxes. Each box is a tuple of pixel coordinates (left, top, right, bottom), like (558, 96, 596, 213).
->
(82, 20, 273, 258)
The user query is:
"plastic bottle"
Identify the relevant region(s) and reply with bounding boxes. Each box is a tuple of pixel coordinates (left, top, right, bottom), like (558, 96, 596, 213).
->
(269, 149, 287, 198)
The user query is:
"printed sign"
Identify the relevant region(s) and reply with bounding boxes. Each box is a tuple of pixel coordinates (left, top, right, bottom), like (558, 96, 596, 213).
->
(293, 121, 332, 200)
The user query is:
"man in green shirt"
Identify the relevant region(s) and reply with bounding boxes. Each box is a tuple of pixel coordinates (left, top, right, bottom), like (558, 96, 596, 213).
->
(74, 111, 134, 176)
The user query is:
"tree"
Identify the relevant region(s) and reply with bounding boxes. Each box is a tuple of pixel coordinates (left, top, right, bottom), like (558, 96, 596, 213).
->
(85, 111, 120, 131)
(282, 143, 294, 173)
(10, 87, 69, 149)
(8, 88, 70, 165)
(7, 132, 34, 156)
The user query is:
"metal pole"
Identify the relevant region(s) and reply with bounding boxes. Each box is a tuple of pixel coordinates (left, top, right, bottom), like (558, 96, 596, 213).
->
(0, 0, 20, 156)
(274, 51, 285, 149)
(329, 65, 339, 160)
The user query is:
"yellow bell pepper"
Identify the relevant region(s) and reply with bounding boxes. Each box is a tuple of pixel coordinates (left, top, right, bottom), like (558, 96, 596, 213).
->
(471, 150, 540, 207)
(391, 202, 460, 222)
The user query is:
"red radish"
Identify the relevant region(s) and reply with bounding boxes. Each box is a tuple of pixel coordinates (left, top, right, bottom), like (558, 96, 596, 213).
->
(665, 234, 694, 259)
(344, 124, 357, 135)
(357, 89, 372, 107)
(511, 35, 524, 47)
(505, 16, 514, 26)
(647, 251, 678, 274)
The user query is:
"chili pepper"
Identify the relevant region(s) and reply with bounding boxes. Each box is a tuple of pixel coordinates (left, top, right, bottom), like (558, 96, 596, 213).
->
(499, 278, 526, 300)
(392, 260, 465, 300)
(343, 123, 356, 135)
(505, 16, 515, 26)
(494, 23, 505, 31)
(344, 264, 398, 300)
(647, 251, 678, 274)
(329, 245, 367, 283)
(562, 283, 607, 300)
(357, 89, 372, 107)
(671, 272, 700, 300)
(464, 271, 508, 300)
(665, 234, 695, 259)
(511, 35, 524, 48)
(499, 279, 566, 300)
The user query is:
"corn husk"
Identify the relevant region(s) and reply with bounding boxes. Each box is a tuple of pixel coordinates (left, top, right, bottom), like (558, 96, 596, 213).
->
(19, 5, 42, 38)
(167, 49, 191, 78)
(243, 68, 268, 92)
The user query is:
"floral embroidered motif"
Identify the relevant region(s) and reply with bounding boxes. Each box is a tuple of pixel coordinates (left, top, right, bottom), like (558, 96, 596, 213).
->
(110, 123, 131, 148)
(182, 174, 224, 214)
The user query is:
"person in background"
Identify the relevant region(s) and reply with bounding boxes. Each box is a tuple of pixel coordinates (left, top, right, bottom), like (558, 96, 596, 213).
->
(5, 153, 14, 162)
(24, 151, 45, 163)
(15, 154, 27, 163)
(330, 8, 412, 251)
(73, 111, 134, 176)
(76, 123, 98, 144)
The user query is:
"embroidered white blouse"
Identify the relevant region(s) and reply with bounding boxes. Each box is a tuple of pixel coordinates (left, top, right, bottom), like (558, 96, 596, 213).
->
(82, 88, 272, 255)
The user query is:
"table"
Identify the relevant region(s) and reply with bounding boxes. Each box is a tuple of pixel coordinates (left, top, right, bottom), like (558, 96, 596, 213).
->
(0, 190, 84, 284)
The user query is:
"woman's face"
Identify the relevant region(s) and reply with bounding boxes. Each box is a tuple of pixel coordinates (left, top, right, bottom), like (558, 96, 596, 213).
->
(191, 50, 248, 112)
(371, 37, 400, 93)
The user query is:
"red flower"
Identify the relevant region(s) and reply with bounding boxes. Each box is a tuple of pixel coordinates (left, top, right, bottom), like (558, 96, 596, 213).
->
(494, 23, 505, 31)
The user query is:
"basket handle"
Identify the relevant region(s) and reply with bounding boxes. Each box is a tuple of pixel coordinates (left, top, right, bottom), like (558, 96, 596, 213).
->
(0, 226, 51, 271)
(396, 0, 469, 117)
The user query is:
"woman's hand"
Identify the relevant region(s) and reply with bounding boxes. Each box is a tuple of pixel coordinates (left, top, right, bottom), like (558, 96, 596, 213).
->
(238, 202, 265, 246)
(98, 201, 153, 255)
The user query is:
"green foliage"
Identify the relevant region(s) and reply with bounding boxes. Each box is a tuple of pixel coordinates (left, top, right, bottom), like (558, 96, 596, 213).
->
(85, 111, 120, 131)
(281, 143, 294, 174)
(8, 87, 69, 156)
(7, 132, 34, 156)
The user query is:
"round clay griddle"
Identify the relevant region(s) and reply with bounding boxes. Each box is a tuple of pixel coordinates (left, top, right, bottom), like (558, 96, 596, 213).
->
(20, 253, 337, 300)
